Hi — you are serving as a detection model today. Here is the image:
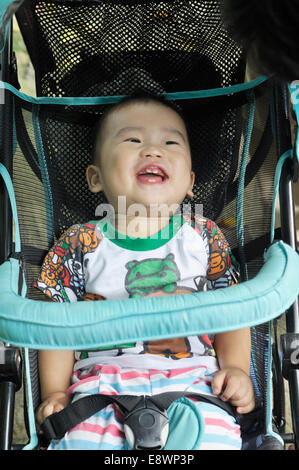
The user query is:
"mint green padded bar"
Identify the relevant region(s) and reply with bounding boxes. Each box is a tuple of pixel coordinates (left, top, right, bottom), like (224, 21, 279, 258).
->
(0, 241, 298, 350)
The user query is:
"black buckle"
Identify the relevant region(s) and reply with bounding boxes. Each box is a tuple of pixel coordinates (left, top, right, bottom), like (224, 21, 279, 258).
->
(281, 333, 299, 379)
(124, 396, 169, 450)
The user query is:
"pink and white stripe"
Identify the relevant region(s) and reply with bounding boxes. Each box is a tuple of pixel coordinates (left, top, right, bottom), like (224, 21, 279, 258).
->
(48, 365, 241, 450)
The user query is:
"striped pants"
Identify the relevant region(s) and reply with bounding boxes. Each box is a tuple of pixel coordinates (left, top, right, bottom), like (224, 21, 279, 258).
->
(48, 365, 241, 450)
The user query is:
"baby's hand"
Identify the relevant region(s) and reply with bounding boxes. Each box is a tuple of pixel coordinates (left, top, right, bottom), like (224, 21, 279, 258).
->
(36, 392, 71, 426)
(211, 367, 255, 414)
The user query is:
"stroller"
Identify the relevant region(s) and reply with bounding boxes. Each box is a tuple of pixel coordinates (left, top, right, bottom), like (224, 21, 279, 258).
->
(0, 0, 299, 450)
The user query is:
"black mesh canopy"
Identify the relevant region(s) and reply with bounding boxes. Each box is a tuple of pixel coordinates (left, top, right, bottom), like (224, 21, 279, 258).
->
(17, 0, 244, 97)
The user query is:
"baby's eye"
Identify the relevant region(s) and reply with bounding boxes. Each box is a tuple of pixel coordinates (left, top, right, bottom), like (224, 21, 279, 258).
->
(165, 140, 179, 145)
(125, 137, 141, 143)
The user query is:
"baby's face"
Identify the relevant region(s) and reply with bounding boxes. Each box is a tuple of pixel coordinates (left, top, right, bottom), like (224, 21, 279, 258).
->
(87, 101, 194, 215)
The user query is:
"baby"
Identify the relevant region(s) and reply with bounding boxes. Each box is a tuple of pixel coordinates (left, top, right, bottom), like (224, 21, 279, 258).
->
(35, 93, 255, 450)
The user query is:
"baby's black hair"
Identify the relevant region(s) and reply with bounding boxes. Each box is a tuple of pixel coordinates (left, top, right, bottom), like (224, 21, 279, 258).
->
(91, 90, 190, 165)
(220, 0, 299, 81)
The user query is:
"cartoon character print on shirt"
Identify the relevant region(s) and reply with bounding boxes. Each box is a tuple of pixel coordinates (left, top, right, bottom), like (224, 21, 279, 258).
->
(206, 220, 230, 280)
(124, 253, 196, 299)
(193, 217, 236, 288)
(143, 337, 193, 360)
(198, 335, 216, 357)
(124, 253, 212, 359)
(36, 223, 103, 302)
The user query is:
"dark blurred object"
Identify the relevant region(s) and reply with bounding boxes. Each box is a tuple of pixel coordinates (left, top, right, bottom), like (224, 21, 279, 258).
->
(220, 0, 299, 82)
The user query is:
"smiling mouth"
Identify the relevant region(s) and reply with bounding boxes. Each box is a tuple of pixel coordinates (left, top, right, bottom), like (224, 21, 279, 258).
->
(136, 165, 168, 184)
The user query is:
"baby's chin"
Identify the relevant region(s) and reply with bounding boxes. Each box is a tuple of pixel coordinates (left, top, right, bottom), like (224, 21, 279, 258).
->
(134, 191, 184, 207)
(114, 207, 178, 222)
(129, 199, 182, 215)
(107, 192, 185, 218)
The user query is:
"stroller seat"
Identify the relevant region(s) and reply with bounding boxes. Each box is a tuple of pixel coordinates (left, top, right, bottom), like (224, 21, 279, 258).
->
(0, 0, 298, 451)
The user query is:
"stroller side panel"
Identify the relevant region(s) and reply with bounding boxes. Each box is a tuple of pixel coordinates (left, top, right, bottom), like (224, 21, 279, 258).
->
(274, 83, 299, 449)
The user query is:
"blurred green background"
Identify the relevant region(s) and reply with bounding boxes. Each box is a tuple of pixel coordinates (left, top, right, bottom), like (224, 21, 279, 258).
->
(13, 17, 36, 96)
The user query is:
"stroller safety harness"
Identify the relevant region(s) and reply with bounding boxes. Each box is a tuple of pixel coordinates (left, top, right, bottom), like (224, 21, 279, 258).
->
(40, 391, 240, 450)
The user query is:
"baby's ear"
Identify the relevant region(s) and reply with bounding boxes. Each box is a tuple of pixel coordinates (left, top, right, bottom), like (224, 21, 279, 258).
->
(186, 171, 195, 199)
(86, 165, 103, 193)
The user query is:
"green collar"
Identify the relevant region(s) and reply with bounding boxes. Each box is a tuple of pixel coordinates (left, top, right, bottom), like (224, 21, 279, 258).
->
(91, 215, 184, 251)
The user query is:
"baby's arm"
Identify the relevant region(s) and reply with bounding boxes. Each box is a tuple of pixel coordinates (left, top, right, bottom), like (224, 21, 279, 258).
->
(36, 350, 75, 425)
(212, 327, 255, 414)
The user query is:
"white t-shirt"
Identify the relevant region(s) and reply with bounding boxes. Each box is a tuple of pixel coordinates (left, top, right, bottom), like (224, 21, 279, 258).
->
(35, 214, 238, 373)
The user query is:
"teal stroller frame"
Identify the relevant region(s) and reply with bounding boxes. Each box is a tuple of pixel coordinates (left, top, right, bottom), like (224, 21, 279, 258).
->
(0, 0, 299, 450)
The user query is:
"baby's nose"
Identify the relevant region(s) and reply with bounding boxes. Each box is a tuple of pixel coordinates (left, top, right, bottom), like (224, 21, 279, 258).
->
(141, 145, 163, 158)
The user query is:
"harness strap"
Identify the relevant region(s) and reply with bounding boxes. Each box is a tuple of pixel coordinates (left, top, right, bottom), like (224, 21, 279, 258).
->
(40, 392, 239, 441)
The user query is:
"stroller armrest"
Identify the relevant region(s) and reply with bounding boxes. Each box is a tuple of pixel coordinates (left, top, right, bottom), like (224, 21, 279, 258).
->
(0, 241, 298, 350)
